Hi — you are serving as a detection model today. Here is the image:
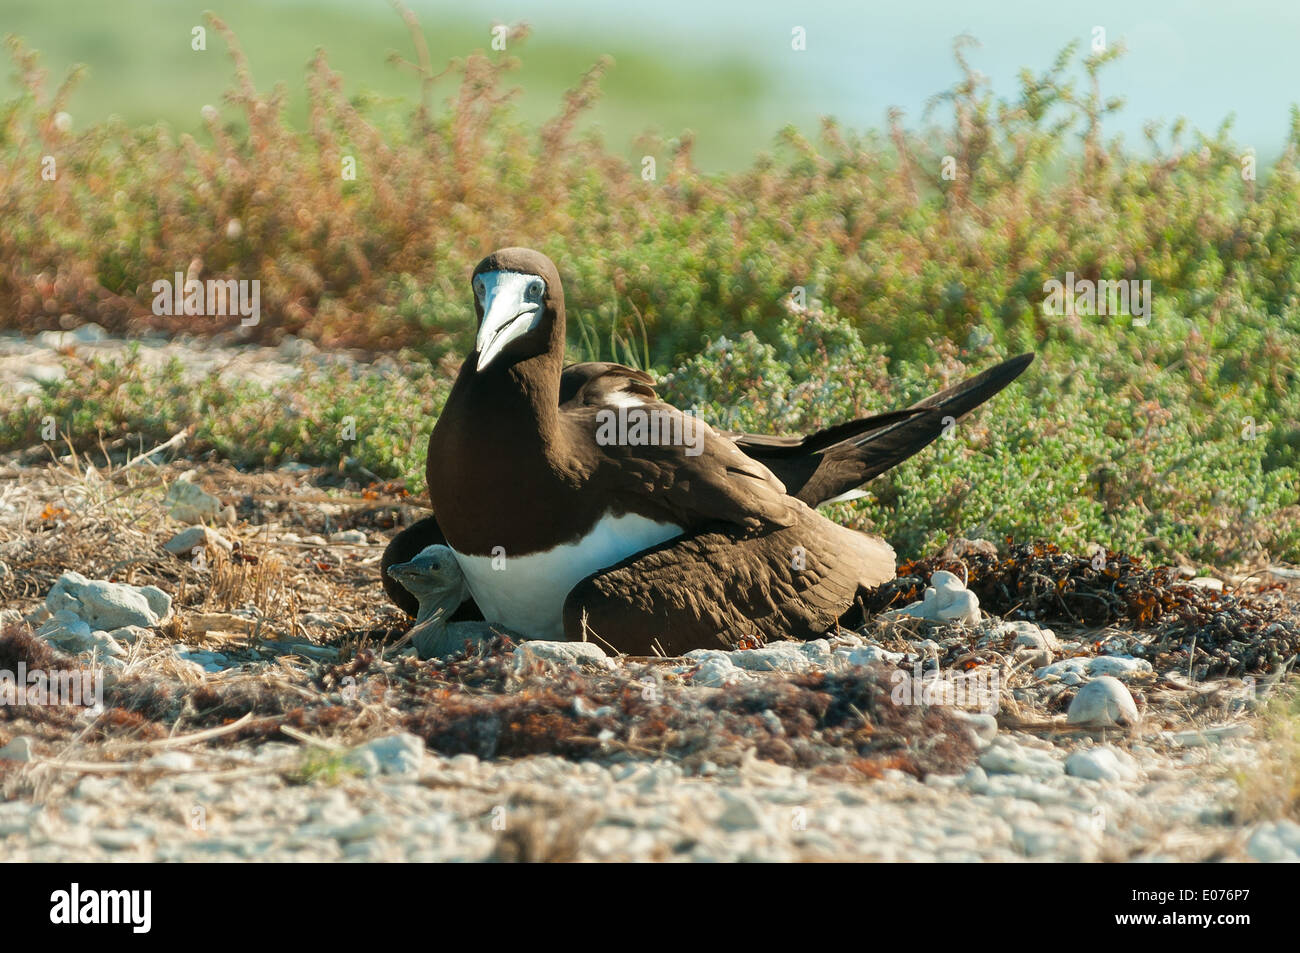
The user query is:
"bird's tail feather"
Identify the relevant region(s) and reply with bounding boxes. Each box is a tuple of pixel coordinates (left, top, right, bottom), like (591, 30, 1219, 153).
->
(742, 353, 1034, 504)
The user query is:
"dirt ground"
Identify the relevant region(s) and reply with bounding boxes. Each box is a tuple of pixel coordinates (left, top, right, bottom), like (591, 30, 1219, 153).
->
(0, 453, 1296, 861)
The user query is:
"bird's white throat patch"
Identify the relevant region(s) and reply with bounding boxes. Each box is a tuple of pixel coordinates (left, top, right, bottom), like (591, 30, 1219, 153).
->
(451, 512, 683, 640)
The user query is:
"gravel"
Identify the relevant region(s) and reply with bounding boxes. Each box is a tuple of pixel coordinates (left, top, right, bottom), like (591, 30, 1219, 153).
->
(1246, 820, 1300, 862)
(0, 330, 1294, 862)
(0, 728, 1273, 862)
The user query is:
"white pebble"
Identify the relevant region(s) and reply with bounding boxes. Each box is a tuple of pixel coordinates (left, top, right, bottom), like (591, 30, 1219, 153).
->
(1068, 677, 1140, 727)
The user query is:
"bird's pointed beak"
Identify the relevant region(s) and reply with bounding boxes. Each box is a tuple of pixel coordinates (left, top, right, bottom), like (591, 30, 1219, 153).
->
(385, 559, 419, 582)
(387, 546, 469, 623)
(475, 272, 542, 372)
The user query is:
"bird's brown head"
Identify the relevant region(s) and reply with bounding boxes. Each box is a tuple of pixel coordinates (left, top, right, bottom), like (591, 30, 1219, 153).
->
(469, 247, 564, 373)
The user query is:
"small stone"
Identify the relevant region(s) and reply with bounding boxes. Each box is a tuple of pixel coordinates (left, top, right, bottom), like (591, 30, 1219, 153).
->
(726, 640, 827, 673)
(716, 791, 766, 831)
(1068, 676, 1141, 728)
(1085, 656, 1153, 677)
(36, 611, 94, 652)
(1002, 620, 1061, 650)
(960, 765, 990, 793)
(0, 737, 34, 762)
(512, 640, 613, 672)
(346, 733, 425, 777)
(144, 751, 195, 772)
(1170, 724, 1251, 747)
(978, 739, 1064, 779)
(843, 644, 905, 666)
(107, 625, 150, 645)
(886, 570, 981, 625)
(38, 323, 107, 348)
(1065, 745, 1139, 782)
(1036, 655, 1151, 680)
(951, 710, 998, 747)
(46, 571, 171, 629)
(331, 814, 388, 843)
(165, 475, 234, 525)
(688, 653, 749, 687)
(277, 335, 317, 360)
(89, 631, 127, 658)
(61, 804, 98, 825)
(71, 322, 107, 343)
(1247, 820, 1300, 862)
(93, 828, 150, 850)
(328, 530, 367, 544)
(448, 753, 479, 773)
(1012, 820, 1064, 858)
(27, 363, 66, 383)
(1188, 577, 1224, 591)
(162, 525, 233, 556)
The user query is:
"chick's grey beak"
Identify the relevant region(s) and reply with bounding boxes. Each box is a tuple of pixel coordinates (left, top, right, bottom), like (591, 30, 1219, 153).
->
(387, 561, 415, 580)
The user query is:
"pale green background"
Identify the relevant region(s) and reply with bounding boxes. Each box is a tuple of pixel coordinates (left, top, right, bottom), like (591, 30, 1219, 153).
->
(2, 0, 1292, 168)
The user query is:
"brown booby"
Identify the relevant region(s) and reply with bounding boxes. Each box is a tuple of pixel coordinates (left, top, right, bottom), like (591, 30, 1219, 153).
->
(383, 247, 1032, 655)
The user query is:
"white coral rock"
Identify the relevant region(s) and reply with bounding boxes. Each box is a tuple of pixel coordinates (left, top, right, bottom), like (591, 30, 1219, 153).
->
(887, 570, 981, 625)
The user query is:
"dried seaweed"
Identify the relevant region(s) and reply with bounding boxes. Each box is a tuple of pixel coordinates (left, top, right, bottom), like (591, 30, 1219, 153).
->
(864, 541, 1300, 678)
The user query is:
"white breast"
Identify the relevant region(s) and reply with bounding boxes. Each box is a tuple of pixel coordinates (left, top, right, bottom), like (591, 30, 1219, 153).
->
(451, 512, 683, 641)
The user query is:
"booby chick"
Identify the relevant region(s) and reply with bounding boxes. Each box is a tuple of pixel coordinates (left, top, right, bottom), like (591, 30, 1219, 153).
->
(400, 246, 1032, 656)
(385, 544, 498, 659)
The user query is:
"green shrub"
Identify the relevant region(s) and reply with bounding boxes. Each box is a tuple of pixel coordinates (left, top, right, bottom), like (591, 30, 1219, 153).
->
(1, 12, 1296, 565)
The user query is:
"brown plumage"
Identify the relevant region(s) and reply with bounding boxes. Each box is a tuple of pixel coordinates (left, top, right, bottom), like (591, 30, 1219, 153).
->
(380, 356, 1030, 618)
(382, 247, 1032, 653)
(564, 510, 892, 655)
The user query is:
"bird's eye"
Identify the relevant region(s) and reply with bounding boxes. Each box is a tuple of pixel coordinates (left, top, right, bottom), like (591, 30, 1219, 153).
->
(527, 279, 544, 300)
(473, 277, 485, 297)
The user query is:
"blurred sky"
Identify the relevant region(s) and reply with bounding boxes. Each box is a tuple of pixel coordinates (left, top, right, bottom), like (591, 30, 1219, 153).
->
(5, 0, 1297, 169)
(405, 0, 1300, 160)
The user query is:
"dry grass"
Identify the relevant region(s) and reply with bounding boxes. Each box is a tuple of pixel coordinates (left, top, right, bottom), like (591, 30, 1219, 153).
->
(0, 455, 404, 644)
(1235, 687, 1300, 823)
(0, 456, 1296, 813)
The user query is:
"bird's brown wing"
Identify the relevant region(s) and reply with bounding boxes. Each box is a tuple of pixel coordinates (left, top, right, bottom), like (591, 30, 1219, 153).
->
(562, 502, 894, 655)
(564, 397, 801, 534)
(561, 355, 1034, 508)
(559, 362, 659, 407)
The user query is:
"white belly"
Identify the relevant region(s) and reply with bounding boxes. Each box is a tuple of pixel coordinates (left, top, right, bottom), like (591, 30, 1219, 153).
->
(452, 512, 683, 640)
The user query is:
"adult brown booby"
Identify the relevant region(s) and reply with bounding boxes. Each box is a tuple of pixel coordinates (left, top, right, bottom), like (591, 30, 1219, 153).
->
(384, 247, 1032, 655)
